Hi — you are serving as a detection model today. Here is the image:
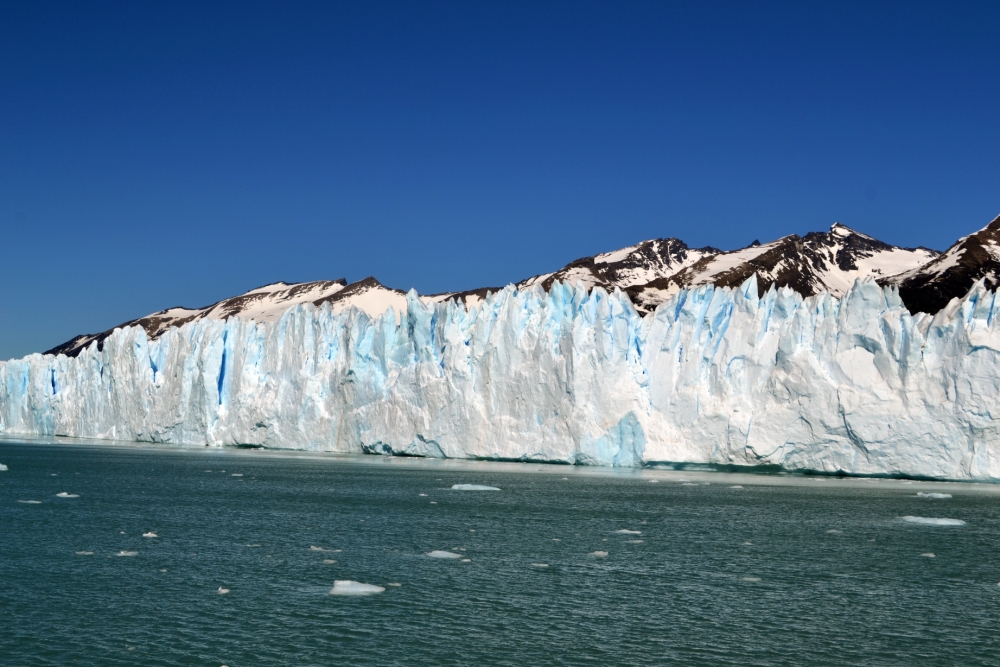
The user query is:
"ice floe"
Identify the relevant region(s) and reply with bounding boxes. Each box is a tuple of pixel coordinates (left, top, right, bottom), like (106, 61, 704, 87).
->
(921, 553, 936, 558)
(627, 540, 644, 544)
(323, 559, 337, 564)
(729, 485, 744, 489)
(231, 474, 242, 477)
(461, 558, 471, 562)
(330, 580, 385, 596)
(916, 492, 952, 499)
(614, 529, 642, 535)
(309, 546, 330, 552)
(142, 532, 158, 538)
(531, 563, 549, 567)
(588, 551, 609, 558)
(901, 516, 965, 526)
(426, 550, 462, 559)
(17, 500, 42, 504)
(116, 551, 138, 557)
(55, 492, 79, 498)
(826, 529, 843, 534)
(450, 484, 500, 491)
(75, 551, 93, 555)
(386, 582, 402, 587)
(218, 587, 230, 594)
(0, 463, 7, 471)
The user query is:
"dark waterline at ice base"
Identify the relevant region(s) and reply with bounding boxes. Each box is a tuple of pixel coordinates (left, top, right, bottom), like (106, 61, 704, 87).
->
(2, 441, 1000, 666)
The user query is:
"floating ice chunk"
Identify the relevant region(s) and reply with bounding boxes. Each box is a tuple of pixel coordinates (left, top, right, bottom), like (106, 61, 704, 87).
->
(461, 558, 471, 562)
(75, 551, 93, 555)
(386, 582, 402, 587)
(741, 576, 761, 582)
(615, 529, 642, 535)
(729, 485, 744, 489)
(429, 501, 437, 504)
(55, 492, 79, 498)
(901, 516, 965, 526)
(231, 474, 242, 477)
(588, 551, 608, 558)
(418, 493, 427, 497)
(916, 492, 952, 499)
(742, 541, 753, 546)
(627, 540, 644, 544)
(218, 587, 230, 594)
(450, 484, 500, 491)
(426, 550, 462, 559)
(246, 544, 261, 547)
(921, 553, 935, 558)
(17, 500, 42, 504)
(330, 580, 385, 596)
(310, 546, 330, 552)
(682, 483, 698, 486)
(116, 551, 138, 557)
(159, 568, 167, 572)
(323, 559, 337, 564)
(552, 538, 561, 541)
(531, 563, 549, 568)
(142, 532, 158, 538)
(647, 479, 659, 483)
(0, 463, 7, 471)
(826, 529, 843, 534)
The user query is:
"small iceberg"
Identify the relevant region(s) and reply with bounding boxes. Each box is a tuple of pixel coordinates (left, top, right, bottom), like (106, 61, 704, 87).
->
(116, 551, 138, 557)
(627, 539, 644, 544)
(142, 532, 158, 538)
(426, 550, 462, 559)
(921, 553, 936, 558)
(323, 559, 337, 564)
(451, 484, 500, 491)
(75, 551, 93, 556)
(729, 485, 744, 489)
(461, 558, 472, 562)
(588, 550, 609, 558)
(0, 463, 8, 471)
(917, 492, 952, 499)
(17, 500, 42, 504)
(826, 529, 843, 534)
(218, 587, 230, 594)
(614, 529, 642, 535)
(310, 546, 330, 552)
(386, 582, 402, 587)
(330, 580, 385, 596)
(531, 563, 549, 568)
(55, 492, 79, 498)
(231, 474, 243, 477)
(901, 516, 965, 526)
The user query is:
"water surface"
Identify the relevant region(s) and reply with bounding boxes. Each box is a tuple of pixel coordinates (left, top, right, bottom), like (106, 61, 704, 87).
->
(2, 440, 999, 666)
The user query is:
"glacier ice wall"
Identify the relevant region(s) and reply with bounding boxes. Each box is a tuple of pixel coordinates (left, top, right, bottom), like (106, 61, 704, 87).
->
(4, 277, 1000, 479)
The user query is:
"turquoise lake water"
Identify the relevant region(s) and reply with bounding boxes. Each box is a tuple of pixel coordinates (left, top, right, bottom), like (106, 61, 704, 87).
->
(2, 440, 999, 666)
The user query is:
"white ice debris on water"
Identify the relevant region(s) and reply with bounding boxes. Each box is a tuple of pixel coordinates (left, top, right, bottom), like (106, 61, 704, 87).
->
(588, 551, 609, 558)
(614, 529, 642, 535)
(426, 550, 462, 559)
(330, 580, 385, 596)
(142, 532, 158, 538)
(116, 551, 138, 557)
(17, 500, 41, 504)
(218, 587, 230, 594)
(450, 484, 500, 491)
(0, 463, 7, 471)
(901, 516, 966, 526)
(9, 277, 1000, 479)
(55, 492, 79, 498)
(917, 492, 952, 499)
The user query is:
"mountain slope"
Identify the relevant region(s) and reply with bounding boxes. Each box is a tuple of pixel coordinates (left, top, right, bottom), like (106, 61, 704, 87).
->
(887, 214, 1000, 315)
(46, 218, 975, 359)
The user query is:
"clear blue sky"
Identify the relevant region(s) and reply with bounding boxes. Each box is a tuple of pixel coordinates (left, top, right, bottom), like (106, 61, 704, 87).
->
(2, 1, 998, 360)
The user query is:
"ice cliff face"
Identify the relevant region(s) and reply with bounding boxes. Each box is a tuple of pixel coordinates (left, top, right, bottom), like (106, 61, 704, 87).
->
(4, 277, 1000, 480)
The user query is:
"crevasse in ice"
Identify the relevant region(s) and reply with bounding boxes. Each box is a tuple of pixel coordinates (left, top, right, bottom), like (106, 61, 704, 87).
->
(3, 276, 1000, 479)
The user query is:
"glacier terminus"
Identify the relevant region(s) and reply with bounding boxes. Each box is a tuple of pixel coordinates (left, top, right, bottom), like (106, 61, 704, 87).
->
(4, 275, 1000, 480)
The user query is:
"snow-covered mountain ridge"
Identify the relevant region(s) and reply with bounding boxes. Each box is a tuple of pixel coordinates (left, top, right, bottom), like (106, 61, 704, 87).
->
(7, 275, 1000, 479)
(52, 214, 999, 359)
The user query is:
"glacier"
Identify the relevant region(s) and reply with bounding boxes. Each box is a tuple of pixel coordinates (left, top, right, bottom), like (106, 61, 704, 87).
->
(3, 276, 1000, 480)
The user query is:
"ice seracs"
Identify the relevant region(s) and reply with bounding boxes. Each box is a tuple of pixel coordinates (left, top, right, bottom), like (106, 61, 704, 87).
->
(7, 251, 1000, 480)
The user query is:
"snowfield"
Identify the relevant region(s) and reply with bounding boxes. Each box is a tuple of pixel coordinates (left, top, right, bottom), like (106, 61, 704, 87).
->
(4, 276, 1000, 480)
